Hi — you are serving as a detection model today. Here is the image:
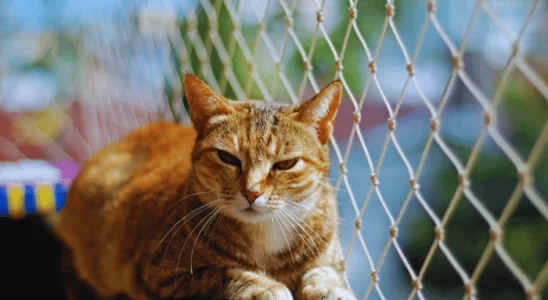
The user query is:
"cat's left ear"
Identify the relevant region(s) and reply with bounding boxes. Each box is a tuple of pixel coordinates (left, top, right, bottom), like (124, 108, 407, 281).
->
(296, 80, 342, 144)
(183, 73, 234, 133)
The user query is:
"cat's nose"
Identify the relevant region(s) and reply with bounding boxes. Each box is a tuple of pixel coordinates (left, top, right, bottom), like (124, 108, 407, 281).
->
(241, 190, 261, 204)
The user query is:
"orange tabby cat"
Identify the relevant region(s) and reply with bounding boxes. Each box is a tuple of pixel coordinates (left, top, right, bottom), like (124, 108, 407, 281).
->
(57, 73, 356, 300)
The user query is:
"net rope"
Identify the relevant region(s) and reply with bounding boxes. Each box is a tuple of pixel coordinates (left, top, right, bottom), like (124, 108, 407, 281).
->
(1, 0, 547, 299)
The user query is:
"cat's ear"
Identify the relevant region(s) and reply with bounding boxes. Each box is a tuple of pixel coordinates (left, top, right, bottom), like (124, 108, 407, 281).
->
(296, 80, 342, 144)
(183, 73, 234, 133)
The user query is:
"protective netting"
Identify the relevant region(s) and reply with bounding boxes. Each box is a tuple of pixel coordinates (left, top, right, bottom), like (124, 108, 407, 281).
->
(1, 0, 547, 299)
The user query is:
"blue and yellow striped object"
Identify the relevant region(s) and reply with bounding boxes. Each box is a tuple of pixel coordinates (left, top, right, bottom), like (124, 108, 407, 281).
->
(0, 182, 69, 218)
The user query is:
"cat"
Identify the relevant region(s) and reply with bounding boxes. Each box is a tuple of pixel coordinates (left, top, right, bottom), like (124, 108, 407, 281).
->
(56, 73, 356, 300)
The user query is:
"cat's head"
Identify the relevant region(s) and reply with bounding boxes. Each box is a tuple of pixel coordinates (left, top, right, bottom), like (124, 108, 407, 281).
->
(183, 73, 342, 224)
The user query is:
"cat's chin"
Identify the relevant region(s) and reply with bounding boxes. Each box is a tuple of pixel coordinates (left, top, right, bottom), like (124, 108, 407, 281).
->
(228, 208, 274, 224)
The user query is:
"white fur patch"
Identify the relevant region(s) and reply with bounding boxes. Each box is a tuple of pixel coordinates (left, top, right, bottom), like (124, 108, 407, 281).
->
(310, 95, 331, 121)
(208, 114, 229, 125)
(289, 180, 308, 189)
(252, 195, 267, 208)
(291, 159, 305, 171)
(232, 135, 239, 151)
(259, 218, 295, 255)
(268, 138, 277, 155)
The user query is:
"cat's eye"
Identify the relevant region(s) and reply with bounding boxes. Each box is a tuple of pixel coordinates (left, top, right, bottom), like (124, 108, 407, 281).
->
(218, 150, 241, 166)
(273, 158, 299, 170)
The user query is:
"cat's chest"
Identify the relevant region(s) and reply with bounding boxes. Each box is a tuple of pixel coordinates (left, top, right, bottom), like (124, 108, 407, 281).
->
(250, 221, 295, 263)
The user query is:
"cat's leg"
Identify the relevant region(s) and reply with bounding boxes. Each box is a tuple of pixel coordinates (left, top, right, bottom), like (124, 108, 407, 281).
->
(296, 267, 356, 300)
(164, 268, 293, 300)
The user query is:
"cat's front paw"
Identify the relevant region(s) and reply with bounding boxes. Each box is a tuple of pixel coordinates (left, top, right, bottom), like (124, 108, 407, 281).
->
(237, 283, 293, 300)
(299, 284, 356, 300)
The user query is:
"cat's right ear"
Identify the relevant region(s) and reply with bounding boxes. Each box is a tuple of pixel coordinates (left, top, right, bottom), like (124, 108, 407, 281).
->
(183, 73, 234, 133)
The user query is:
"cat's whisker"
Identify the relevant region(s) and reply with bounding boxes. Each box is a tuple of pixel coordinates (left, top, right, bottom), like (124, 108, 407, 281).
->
(285, 199, 330, 218)
(311, 179, 347, 193)
(284, 207, 329, 245)
(286, 209, 327, 244)
(272, 211, 295, 263)
(175, 206, 221, 284)
(160, 204, 212, 265)
(278, 208, 319, 262)
(158, 199, 222, 247)
(161, 201, 224, 265)
(190, 206, 223, 273)
(165, 191, 217, 214)
(205, 208, 225, 246)
(270, 213, 279, 244)
(276, 209, 297, 244)
(279, 207, 320, 261)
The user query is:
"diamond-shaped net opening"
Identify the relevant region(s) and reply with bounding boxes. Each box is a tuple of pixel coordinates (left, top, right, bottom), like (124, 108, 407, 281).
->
(1, 0, 547, 299)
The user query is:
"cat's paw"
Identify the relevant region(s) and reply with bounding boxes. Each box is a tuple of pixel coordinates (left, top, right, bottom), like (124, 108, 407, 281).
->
(299, 284, 356, 300)
(238, 283, 293, 300)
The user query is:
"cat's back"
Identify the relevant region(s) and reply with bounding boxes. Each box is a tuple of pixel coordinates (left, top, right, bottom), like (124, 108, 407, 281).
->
(57, 121, 196, 298)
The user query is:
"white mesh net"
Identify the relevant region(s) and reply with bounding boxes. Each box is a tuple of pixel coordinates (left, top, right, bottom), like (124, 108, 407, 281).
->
(1, 0, 547, 299)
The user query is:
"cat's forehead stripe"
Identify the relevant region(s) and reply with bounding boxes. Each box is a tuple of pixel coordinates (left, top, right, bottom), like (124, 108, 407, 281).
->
(248, 107, 277, 142)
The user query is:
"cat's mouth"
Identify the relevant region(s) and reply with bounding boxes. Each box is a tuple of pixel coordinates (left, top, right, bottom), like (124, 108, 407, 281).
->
(230, 199, 274, 223)
(242, 207, 261, 214)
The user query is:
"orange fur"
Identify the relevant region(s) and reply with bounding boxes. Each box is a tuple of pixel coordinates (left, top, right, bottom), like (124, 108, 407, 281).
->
(57, 73, 356, 300)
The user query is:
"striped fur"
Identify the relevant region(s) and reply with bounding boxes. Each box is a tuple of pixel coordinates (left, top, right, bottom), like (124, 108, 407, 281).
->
(57, 73, 355, 300)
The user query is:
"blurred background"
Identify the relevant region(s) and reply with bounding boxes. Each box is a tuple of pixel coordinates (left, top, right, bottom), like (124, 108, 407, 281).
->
(0, 0, 547, 299)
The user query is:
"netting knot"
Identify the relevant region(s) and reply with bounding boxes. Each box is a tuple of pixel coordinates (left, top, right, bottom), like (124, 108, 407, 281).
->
(464, 283, 477, 297)
(434, 227, 444, 241)
(316, 11, 323, 23)
(452, 55, 464, 69)
(285, 17, 293, 27)
(339, 163, 347, 175)
(275, 61, 283, 73)
(231, 22, 240, 31)
(303, 60, 311, 71)
(389, 226, 398, 238)
(457, 174, 470, 188)
(406, 64, 416, 76)
(483, 111, 491, 126)
(370, 270, 379, 283)
(355, 218, 362, 230)
(370, 174, 379, 187)
(257, 22, 264, 31)
(353, 112, 361, 124)
(368, 60, 377, 74)
(385, 4, 395, 17)
(409, 178, 419, 191)
(335, 60, 343, 72)
(248, 63, 255, 72)
(512, 42, 519, 57)
(411, 279, 423, 291)
(430, 118, 439, 132)
(388, 118, 396, 131)
(427, 1, 436, 13)
(208, 20, 217, 30)
(526, 289, 538, 300)
(518, 169, 531, 186)
(489, 228, 502, 243)
(349, 8, 357, 20)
